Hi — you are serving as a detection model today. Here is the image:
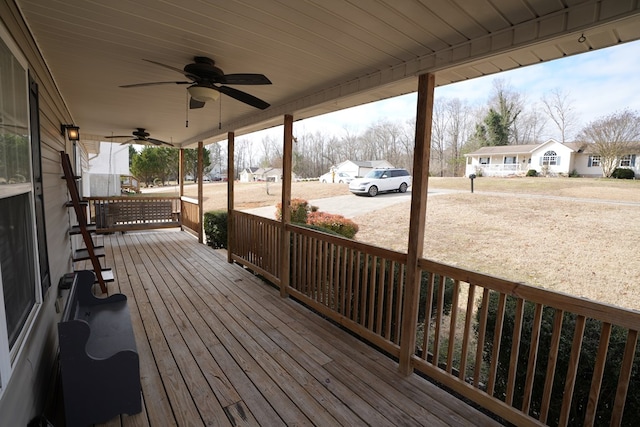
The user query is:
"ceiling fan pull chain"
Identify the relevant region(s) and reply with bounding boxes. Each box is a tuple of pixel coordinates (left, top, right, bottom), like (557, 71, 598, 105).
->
(218, 95, 222, 130)
(185, 91, 189, 128)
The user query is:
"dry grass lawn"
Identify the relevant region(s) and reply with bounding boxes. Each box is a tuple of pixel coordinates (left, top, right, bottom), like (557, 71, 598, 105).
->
(174, 177, 640, 310)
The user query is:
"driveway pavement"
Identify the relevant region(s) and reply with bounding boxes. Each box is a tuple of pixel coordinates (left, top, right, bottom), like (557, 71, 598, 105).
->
(242, 190, 415, 219)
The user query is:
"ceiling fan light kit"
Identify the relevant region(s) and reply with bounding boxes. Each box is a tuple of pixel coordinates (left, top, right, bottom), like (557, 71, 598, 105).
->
(187, 85, 219, 102)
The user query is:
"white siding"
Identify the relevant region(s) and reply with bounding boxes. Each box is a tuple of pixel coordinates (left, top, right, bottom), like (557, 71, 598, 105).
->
(530, 140, 574, 175)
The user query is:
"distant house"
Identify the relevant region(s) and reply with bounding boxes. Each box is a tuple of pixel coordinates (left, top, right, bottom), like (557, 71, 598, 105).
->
(239, 167, 260, 182)
(464, 139, 639, 177)
(334, 160, 394, 178)
(240, 167, 285, 182)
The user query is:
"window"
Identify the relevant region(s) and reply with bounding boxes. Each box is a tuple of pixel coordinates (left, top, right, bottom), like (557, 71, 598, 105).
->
(479, 157, 490, 165)
(0, 26, 41, 393)
(541, 150, 558, 166)
(620, 155, 632, 167)
(504, 156, 516, 164)
(590, 155, 601, 167)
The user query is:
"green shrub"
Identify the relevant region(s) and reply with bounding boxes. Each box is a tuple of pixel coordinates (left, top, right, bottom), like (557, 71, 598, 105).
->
(611, 168, 635, 179)
(526, 169, 538, 177)
(203, 210, 228, 249)
(568, 168, 580, 178)
(275, 198, 311, 223)
(295, 222, 344, 237)
(307, 211, 359, 238)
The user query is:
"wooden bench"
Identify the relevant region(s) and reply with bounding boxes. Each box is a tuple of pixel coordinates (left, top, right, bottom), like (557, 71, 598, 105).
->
(58, 270, 141, 427)
(94, 199, 180, 232)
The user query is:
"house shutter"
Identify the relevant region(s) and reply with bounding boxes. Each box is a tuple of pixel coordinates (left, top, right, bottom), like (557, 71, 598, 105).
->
(632, 154, 637, 167)
(556, 156, 561, 165)
(539, 157, 543, 166)
(588, 156, 592, 167)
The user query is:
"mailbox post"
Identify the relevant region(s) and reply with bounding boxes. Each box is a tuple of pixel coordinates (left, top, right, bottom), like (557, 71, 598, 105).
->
(468, 173, 476, 193)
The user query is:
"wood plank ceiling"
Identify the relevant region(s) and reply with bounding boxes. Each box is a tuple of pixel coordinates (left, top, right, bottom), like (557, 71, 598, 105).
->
(14, 0, 640, 149)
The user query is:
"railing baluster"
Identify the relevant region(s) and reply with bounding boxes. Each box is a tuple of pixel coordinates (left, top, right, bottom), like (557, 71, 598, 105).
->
(559, 314, 586, 427)
(353, 250, 361, 323)
(345, 248, 354, 319)
(506, 297, 525, 405)
(585, 322, 613, 426)
(433, 275, 446, 368)
(367, 256, 378, 330)
(540, 308, 564, 423)
(611, 329, 638, 427)
(473, 288, 490, 387)
(376, 258, 386, 334)
(522, 303, 543, 415)
(446, 279, 460, 374)
(487, 293, 507, 396)
(384, 261, 396, 340)
(421, 272, 435, 360)
(459, 283, 476, 381)
(360, 254, 369, 326)
(393, 263, 405, 345)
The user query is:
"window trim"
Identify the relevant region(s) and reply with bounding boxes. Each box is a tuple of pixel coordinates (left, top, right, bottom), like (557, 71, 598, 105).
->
(620, 155, 631, 167)
(541, 150, 558, 166)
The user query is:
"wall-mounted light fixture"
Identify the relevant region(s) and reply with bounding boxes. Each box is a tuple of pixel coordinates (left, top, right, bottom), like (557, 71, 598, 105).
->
(61, 124, 80, 141)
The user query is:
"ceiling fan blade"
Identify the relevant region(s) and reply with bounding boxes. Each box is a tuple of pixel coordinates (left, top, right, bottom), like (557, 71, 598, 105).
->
(105, 135, 134, 139)
(223, 73, 272, 85)
(147, 137, 174, 147)
(120, 81, 191, 88)
(142, 59, 187, 76)
(218, 85, 270, 110)
(189, 97, 206, 109)
(118, 139, 135, 145)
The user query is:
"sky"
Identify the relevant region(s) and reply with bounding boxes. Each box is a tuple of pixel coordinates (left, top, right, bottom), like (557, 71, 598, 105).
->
(239, 38, 640, 146)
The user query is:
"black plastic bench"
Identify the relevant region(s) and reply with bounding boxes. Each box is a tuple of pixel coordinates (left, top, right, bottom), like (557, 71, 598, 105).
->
(58, 270, 141, 426)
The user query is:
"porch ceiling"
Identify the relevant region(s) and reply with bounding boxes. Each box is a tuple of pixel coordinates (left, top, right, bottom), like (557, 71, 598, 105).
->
(15, 0, 640, 149)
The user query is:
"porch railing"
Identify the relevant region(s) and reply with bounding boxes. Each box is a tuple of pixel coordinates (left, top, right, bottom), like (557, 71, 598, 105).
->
(477, 164, 523, 177)
(230, 210, 281, 284)
(180, 196, 200, 237)
(88, 196, 180, 233)
(230, 211, 640, 426)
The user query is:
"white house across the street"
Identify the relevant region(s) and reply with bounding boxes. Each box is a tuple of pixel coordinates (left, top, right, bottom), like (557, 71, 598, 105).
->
(333, 160, 394, 178)
(464, 139, 639, 178)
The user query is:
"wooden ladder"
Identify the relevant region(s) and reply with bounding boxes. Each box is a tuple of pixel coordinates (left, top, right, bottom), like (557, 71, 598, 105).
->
(60, 151, 111, 293)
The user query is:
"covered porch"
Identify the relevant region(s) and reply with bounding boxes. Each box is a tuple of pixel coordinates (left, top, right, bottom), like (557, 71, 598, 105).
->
(73, 229, 498, 426)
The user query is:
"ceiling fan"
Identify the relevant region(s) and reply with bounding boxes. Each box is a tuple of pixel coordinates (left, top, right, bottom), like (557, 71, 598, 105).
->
(120, 56, 271, 110)
(105, 128, 173, 146)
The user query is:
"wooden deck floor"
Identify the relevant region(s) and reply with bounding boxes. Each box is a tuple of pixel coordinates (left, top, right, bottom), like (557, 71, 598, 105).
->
(86, 229, 500, 426)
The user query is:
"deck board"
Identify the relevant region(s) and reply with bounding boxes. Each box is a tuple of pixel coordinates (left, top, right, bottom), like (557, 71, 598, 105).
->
(89, 230, 501, 427)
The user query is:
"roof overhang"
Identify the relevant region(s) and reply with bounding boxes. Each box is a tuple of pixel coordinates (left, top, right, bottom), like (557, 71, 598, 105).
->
(12, 0, 640, 149)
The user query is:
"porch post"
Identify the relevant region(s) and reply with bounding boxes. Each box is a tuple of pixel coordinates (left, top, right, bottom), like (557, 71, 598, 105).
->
(280, 114, 293, 297)
(179, 148, 184, 231)
(398, 73, 435, 376)
(227, 132, 235, 264)
(197, 141, 204, 243)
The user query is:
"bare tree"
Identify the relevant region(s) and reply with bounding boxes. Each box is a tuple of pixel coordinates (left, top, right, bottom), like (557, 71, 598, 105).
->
(577, 109, 640, 177)
(516, 102, 548, 144)
(542, 88, 578, 143)
(446, 98, 472, 176)
(431, 99, 450, 176)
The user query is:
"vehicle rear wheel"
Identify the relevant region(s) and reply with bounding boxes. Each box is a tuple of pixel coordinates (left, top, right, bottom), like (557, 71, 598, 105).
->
(399, 182, 408, 193)
(368, 185, 378, 197)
